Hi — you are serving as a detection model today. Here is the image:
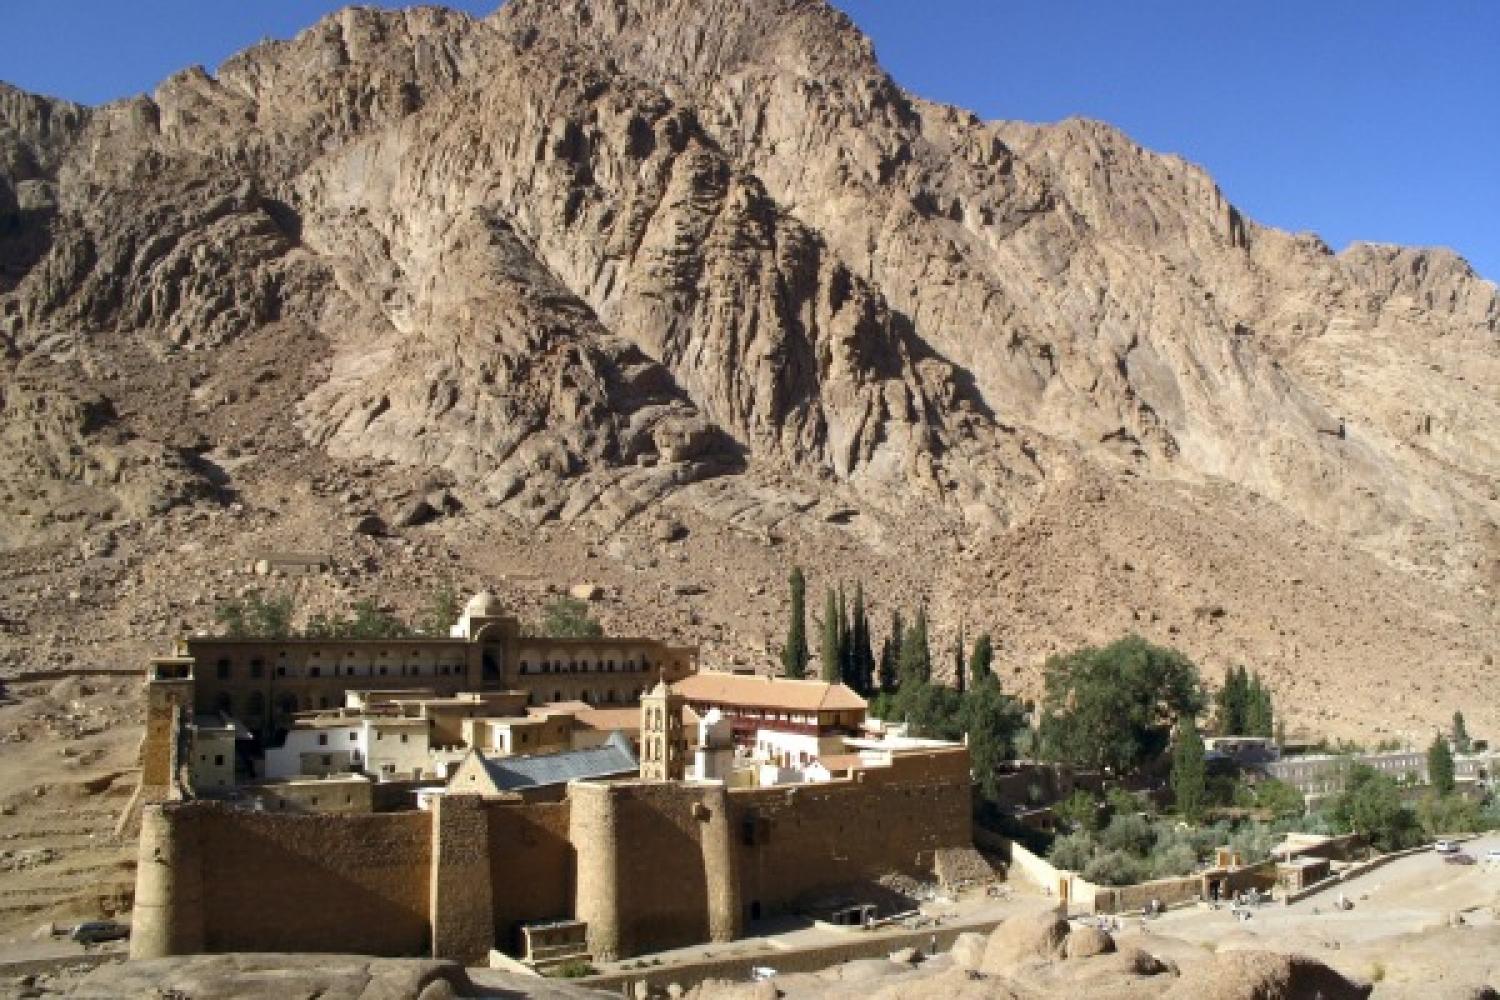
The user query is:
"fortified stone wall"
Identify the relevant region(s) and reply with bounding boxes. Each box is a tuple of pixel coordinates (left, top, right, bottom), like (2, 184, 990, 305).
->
(486, 799, 574, 955)
(132, 802, 432, 959)
(730, 748, 973, 921)
(571, 781, 739, 960)
(132, 749, 974, 963)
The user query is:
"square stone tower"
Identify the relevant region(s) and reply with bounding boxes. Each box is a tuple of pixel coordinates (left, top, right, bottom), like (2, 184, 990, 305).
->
(639, 680, 686, 781)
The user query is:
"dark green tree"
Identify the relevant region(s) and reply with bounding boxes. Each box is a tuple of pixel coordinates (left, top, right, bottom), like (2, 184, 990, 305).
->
(898, 607, 932, 688)
(781, 567, 809, 679)
(820, 587, 841, 683)
(1170, 714, 1207, 821)
(1038, 635, 1206, 775)
(1428, 733, 1456, 795)
(877, 609, 902, 693)
(1244, 672, 1274, 738)
(1452, 711, 1471, 754)
(954, 622, 967, 696)
(848, 584, 874, 694)
(891, 681, 966, 741)
(969, 633, 994, 690)
(962, 673, 1025, 803)
(1216, 666, 1248, 735)
(421, 581, 461, 636)
(215, 593, 295, 638)
(1333, 764, 1422, 851)
(541, 597, 603, 638)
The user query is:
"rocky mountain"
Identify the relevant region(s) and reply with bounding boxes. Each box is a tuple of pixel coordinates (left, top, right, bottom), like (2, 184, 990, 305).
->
(0, 0, 1495, 740)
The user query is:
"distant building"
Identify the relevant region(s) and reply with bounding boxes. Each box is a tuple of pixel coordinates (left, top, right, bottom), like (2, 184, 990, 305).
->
(174, 591, 697, 738)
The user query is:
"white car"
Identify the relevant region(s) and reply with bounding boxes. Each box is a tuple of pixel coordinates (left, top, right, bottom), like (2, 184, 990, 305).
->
(1433, 840, 1459, 854)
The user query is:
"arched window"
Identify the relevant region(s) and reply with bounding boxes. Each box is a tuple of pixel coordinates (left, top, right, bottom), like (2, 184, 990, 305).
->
(215, 691, 232, 715)
(216, 659, 232, 680)
(553, 691, 562, 702)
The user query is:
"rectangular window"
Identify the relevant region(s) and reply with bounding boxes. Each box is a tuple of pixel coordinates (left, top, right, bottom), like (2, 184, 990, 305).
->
(216, 660, 231, 680)
(309, 666, 321, 678)
(318, 734, 328, 746)
(249, 660, 264, 679)
(214, 754, 224, 766)
(276, 666, 288, 678)
(349, 732, 357, 741)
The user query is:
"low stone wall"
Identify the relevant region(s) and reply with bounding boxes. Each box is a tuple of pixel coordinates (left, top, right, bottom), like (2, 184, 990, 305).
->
(1282, 836, 1476, 904)
(581, 917, 1011, 995)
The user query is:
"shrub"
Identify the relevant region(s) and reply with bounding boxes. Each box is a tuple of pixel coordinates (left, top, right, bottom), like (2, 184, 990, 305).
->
(541, 598, 603, 638)
(1150, 841, 1199, 879)
(1055, 790, 1102, 832)
(1083, 849, 1148, 886)
(1050, 831, 1096, 872)
(1099, 813, 1154, 856)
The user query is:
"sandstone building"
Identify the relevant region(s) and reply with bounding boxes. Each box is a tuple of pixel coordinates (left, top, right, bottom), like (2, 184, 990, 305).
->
(131, 596, 976, 966)
(175, 591, 696, 738)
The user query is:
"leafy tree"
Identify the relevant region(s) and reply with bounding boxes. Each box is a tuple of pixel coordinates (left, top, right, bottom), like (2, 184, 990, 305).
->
(421, 582, 461, 636)
(345, 599, 410, 638)
(1332, 764, 1422, 851)
(1099, 812, 1154, 856)
(1038, 636, 1205, 775)
(1050, 831, 1096, 871)
(1054, 789, 1102, 833)
(1416, 792, 1483, 837)
(1428, 733, 1456, 795)
(962, 676, 1025, 803)
(215, 593, 295, 638)
(1170, 714, 1207, 822)
(1252, 778, 1305, 819)
(781, 567, 809, 679)
(541, 597, 603, 638)
(897, 607, 932, 688)
(1082, 849, 1148, 887)
(890, 680, 966, 741)
(877, 610, 902, 693)
(969, 633, 994, 690)
(820, 587, 841, 683)
(1452, 711, 1471, 754)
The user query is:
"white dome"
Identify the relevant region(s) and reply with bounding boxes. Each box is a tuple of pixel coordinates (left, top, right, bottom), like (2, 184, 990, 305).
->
(464, 591, 503, 618)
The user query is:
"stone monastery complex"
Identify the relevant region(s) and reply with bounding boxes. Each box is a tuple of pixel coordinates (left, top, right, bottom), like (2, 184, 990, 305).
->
(128, 592, 975, 968)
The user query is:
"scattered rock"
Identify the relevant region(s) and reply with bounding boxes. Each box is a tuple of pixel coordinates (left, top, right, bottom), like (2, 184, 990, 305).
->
(352, 515, 387, 537)
(569, 583, 603, 601)
(1064, 925, 1115, 959)
(980, 911, 1071, 974)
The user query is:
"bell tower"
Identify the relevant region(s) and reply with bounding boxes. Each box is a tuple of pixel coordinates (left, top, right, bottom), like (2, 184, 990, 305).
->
(639, 679, 685, 781)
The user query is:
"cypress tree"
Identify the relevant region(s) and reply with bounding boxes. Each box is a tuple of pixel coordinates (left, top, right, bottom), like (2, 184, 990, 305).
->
(821, 587, 840, 683)
(878, 609, 903, 693)
(850, 584, 874, 694)
(1171, 714, 1207, 822)
(1218, 666, 1249, 734)
(1453, 711, 1471, 754)
(969, 633, 994, 689)
(898, 607, 931, 688)
(1428, 733, 1456, 795)
(954, 622, 967, 696)
(781, 567, 809, 679)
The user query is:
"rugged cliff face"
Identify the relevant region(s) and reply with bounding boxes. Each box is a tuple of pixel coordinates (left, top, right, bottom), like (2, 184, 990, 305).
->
(0, 0, 1494, 737)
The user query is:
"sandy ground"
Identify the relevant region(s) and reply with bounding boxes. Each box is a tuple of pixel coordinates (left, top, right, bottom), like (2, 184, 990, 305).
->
(0, 674, 141, 977)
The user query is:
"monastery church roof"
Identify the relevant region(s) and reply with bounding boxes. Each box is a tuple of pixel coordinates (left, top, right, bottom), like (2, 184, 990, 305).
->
(672, 672, 867, 712)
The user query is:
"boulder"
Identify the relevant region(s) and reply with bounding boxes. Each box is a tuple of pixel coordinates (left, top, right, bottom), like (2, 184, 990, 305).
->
(949, 931, 987, 971)
(1164, 950, 1371, 1000)
(352, 514, 386, 536)
(888, 945, 920, 965)
(979, 911, 1071, 974)
(1064, 925, 1116, 959)
(393, 497, 437, 528)
(570, 583, 603, 601)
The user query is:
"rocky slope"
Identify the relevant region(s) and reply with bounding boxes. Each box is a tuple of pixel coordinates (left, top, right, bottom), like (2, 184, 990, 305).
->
(0, 0, 1495, 743)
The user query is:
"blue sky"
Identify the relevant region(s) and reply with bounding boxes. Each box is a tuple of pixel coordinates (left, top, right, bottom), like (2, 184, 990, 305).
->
(2, 1, 1496, 280)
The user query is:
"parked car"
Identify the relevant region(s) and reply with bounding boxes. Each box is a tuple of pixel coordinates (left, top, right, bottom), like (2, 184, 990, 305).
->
(1433, 840, 1459, 853)
(70, 921, 128, 945)
(1444, 852, 1477, 866)
(1485, 849, 1500, 864)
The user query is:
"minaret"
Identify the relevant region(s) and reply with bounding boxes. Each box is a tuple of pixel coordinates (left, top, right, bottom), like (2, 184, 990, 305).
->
(639, 678, 685, 781)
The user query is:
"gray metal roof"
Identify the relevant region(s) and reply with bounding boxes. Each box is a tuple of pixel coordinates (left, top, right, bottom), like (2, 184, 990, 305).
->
(479, 731, 637, 790)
